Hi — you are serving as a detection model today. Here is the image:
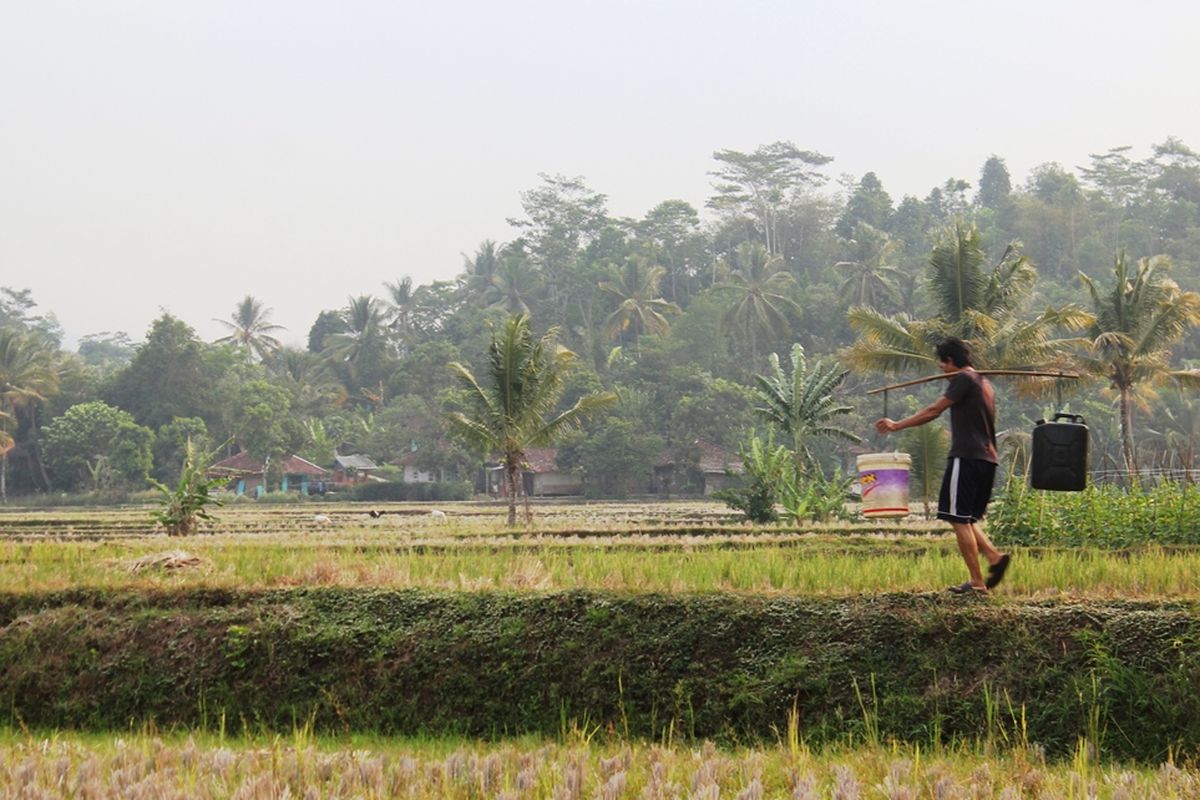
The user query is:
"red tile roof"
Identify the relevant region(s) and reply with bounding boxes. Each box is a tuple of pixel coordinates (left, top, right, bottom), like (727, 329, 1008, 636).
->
(522, 447, 560, 473)
(655, 439, 743, 473)
(210, 452, 329, 477)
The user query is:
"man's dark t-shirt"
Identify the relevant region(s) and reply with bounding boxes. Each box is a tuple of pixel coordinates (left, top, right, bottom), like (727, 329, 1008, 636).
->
(943, 370, 998, 464)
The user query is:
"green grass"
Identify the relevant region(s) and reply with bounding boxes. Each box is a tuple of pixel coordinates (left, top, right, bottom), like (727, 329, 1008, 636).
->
(0, 728, 1192, 799)
(3, 536, 1198, 598)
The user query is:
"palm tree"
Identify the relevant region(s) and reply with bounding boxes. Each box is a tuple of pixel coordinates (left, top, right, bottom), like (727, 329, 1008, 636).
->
(323, 295, 385, 364)
(752, 343, 862, 469)
(845, 221, 1089, 386)
(1148, 378, 1200, 474)
(1075, 252, 1200, 475)
(0, 329, 59, 501)
(321, 296, 389, 401)
(485, 255, 540, 315)
(269, 347, 346, 413)
(598, 255, 681, 353)
(835, 222, 904, 311)
(383, 276, 419, 345)
(446, 314, 617, 525)
(717, 241, 800, 364)
(461, 240, 502, 306)
(214, 296, 284, 362)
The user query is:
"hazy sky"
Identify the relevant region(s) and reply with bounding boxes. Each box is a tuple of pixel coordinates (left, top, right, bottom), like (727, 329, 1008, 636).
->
(2, 0, 1197, 348)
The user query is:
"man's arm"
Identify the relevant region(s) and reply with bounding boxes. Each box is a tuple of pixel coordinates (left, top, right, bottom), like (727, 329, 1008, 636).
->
(875, 395, 953, 434)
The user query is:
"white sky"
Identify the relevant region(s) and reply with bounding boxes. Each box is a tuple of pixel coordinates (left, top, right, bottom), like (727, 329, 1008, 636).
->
(1, 0, 1197, 348)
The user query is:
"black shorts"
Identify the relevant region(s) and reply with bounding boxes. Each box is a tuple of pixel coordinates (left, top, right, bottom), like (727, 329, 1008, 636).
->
(937, 458, 997, 523)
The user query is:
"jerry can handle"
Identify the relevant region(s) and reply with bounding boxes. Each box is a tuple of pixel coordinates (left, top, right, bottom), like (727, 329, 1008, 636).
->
(1051, 412, 1086, 425)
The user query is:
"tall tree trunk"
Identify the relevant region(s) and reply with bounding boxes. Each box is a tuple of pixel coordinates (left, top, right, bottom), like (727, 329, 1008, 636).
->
(30, 416, 50, 491)
(505, 458, 520, 526)
(1119, 385, 1138, 484)
(1, 453, 6, 504)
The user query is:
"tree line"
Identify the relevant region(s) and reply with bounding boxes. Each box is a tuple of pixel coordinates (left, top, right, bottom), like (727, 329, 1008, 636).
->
(1, 138, 1198, 500)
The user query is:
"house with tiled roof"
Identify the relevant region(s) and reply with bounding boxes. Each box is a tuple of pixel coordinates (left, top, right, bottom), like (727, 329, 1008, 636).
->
(333, 454, 379, 486)
(654, 438, 744, 496)
(479, 447, 583, 497)
(209, 451, 330, 497)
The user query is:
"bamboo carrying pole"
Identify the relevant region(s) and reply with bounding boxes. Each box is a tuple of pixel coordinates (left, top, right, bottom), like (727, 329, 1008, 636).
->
(867, 370, 1080, 418)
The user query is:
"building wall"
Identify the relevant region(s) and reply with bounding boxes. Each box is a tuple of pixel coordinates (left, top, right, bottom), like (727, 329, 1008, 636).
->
(531, 471, 584, 496)
(404, 466, 438, 483)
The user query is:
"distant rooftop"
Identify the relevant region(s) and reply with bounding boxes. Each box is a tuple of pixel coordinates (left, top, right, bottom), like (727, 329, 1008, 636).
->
(335, 454, 379, 470)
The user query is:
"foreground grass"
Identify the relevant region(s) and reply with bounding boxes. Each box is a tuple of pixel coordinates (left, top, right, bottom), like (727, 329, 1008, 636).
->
(0, 729, 1194, 799)
(3, 536, 1198, 598)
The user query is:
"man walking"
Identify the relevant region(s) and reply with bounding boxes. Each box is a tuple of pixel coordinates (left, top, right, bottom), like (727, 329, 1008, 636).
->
(874, 338, 1010, 593)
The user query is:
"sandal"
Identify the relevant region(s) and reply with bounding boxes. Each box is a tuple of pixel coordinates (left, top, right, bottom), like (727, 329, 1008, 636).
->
(986, 554, 1011, 589)
(947, 582, 989, 595)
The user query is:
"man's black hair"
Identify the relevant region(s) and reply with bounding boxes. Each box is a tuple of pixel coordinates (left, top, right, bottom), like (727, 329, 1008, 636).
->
(936, 337, 974, 368)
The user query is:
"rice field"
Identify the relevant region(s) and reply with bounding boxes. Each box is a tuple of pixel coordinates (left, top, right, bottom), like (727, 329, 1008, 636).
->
(0, 501, 1197, 598)
(1, 729, 1196, 799)
(3, 535, 1200, 598)
(3, 499, 1199, 794)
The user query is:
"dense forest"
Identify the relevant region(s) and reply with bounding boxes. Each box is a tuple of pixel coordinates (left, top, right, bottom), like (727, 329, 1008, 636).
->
(2, 139, 1198, 499)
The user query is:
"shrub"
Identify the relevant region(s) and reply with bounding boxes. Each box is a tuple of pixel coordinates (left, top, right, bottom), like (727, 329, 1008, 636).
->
(715, 434, 790, 523)
(148, 439, 225, 536)
(989, 477, 1200, 547)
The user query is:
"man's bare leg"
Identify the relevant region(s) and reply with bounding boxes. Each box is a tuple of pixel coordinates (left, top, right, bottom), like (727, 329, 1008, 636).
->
(951, 521, 987, 588)
(971, 522, 1004, 566)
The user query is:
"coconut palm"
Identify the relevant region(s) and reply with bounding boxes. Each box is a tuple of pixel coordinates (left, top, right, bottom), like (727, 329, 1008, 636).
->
(461, 240, 502, 306)
(835, 222, 904, 311)
(382, 276, 419, 345)
(752, 343, 862, 469)
(599, 255, 681, 352)
(269, 347, 346, 413)
(1075, 252, 1200, 475)
(717, 241, 800, 364)
(1147, 379, 1200, 474)
(845, 221, 1089, 385)
(0, 329, 59, 501)
(446, 314, 617, 525)
(213, 296, 284, 362)
(484, 255, 540, 315)
(321, 296, 391, 402)
(322, 295, 385, 364)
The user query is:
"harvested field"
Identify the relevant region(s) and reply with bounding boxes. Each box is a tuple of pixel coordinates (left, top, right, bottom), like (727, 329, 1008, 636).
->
(0, 731, 1194, 799)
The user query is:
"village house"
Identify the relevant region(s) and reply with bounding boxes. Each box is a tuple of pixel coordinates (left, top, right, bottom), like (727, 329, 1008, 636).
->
(478, 447, 583, 497)
(654, 438, 744, 496)
(209, 452, 330, 497)
(394, 449, 451, 484)
(332, 454, 380, 486)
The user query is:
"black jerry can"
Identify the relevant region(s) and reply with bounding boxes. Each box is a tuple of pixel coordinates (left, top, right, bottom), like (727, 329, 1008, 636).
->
(1030, 413, 1089, 491)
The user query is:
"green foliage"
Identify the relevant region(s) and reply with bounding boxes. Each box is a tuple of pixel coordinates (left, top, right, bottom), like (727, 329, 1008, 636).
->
(213, 295, 284, 362)
(41, 401, 154, 491)
(752, 343, 862, 466)
(153, 417, 210, 484)
(148, 439, 226, 536)
(1076, 252, 1200, 473)
(103, 314, 220, 430)
(715, 433, 790, 523)
(899, 397, 949, 515)
(779, 465, 854, 523)
(989, 478, 1200, 547)
(224, 379, 304, 460)
(446, 314, 617, 523)
(560, 416, 664, 498)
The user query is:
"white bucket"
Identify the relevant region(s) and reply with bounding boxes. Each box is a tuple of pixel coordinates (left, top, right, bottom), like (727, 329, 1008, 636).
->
(856, 452, 911, 518)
